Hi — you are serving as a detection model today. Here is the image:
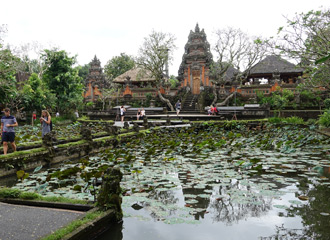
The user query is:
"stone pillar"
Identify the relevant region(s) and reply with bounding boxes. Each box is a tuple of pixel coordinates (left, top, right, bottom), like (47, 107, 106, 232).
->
(97, 167, 123, 221)
(143, 117, 148, 128)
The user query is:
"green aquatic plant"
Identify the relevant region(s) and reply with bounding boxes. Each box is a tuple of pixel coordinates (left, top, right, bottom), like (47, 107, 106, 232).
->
(319, 110, 330, 127)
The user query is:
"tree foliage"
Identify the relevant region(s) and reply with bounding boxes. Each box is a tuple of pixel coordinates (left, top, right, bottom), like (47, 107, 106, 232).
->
(271, 8, 330, 90)
(21, 73, 56, 113)
(42, 49, 83, 113)
(136, 30, 176, 110)
(0, 29, 19, 106)
(104, 53, 135, 80)
(211, 27, 268, 105)
(76, 63, 90, 81)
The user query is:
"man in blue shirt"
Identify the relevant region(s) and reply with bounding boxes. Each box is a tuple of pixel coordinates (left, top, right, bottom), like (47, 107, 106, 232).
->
(1, 108, 18, 155)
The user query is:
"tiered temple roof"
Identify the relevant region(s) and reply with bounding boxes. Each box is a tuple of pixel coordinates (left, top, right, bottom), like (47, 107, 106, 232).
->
(84, 55, 108, 101)
(112, 68, 155, 83)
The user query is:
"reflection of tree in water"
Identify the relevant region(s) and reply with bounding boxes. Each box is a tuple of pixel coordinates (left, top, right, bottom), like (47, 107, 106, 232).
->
(132, 184, 180, 221)
(259, 224, 306, 240)
(180, 171, 212, 220)
(260, 178, 330, 240)
(208, 180, 272, 224)
(179, 170, 281, 223)
(290, 180, 330, 240)
(97, 220, 123, 240)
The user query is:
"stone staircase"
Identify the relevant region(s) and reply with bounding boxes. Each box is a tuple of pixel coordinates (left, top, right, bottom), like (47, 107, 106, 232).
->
(181, 94, 200, 114)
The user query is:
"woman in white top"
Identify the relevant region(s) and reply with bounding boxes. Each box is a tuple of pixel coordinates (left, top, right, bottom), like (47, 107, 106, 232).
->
(140, 108, 145, 120)
(120, 106, 126, 122)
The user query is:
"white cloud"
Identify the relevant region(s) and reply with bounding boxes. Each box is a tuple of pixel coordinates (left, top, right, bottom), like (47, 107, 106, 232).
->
(1, 0, 328, 75)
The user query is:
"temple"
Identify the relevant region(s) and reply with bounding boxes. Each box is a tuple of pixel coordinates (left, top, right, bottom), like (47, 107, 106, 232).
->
(112, 68, 162, 100)
(178, 23, 213, 94)
(83, 24, 305, 107)
(83, 55, 108, 102)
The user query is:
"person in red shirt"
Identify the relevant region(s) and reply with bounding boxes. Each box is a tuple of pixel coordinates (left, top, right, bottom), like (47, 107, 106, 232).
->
(212, 106, 218, 115)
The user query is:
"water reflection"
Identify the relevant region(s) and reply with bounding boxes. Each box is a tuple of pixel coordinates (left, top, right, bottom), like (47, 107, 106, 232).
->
(97, 221, 123, 240)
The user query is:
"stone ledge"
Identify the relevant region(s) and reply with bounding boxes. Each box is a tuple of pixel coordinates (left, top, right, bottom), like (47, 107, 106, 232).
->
(62, 208, 116, 240)
(0, 198, 93, 211)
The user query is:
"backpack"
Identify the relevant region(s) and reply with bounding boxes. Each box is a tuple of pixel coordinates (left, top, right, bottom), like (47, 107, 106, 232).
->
(50, 120, 53, 131)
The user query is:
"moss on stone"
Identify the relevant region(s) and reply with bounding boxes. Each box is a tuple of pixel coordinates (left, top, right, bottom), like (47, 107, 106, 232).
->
(0, 147, 48, 160)
(78, 119, 114, 124)
(56, 140, 88, 149)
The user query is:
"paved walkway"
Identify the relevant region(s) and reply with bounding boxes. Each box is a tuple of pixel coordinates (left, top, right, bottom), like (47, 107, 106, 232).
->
(0, 202, 84, 240)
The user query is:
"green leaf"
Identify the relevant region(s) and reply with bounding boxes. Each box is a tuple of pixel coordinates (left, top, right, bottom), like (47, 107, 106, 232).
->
(315, 54, 330, 64)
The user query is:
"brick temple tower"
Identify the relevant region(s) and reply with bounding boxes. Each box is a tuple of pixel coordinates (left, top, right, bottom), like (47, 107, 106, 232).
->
(84, 55, 108, 102)
(178, 24, 213, 95)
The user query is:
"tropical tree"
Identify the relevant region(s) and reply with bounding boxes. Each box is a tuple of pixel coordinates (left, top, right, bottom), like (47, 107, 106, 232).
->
(21, 73, 56, 114)
(211, 27, 268, 105)
(136, 30, 176, 111)
(104, 53, 135, 80)
(97, 88, 115, 110)
(76, 63, 90, 81)
(41, 49, 84, 114)
(0, 25, 19, 107)
(8, 41, 48, 78)
(169, 75, 179, 88)
(270, 8, 330, 90)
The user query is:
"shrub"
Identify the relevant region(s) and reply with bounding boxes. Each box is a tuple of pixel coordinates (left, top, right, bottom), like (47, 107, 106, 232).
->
(268, 117, 282, 124)
(283, 116, 305, 124)
(0, 188, 21, 198)
(324, 99, 330, 110)
(306, 119, 317, 125)
(319, 110, 330, 128)
(20, 191, 40, 200)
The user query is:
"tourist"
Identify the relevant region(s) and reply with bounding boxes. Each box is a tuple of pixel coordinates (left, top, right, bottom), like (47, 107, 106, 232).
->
(40, 110, 51, 137)
(175, 100, 181, 116)
(1, 108, 18, 155)
(120, 106, 126, 122)
(56, 112, 60, 117)
(137, 108, 141, 120)
(212, 106, 218, 115)
(32, 111, 37, 126)
(208, 106, 213, 115)
(140, 108, 146, 120)
(32, 112, 37, 121)
(75, 111, 79, 118)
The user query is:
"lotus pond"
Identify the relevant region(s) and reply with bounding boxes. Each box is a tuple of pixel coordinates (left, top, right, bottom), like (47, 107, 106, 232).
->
(7, 122, 330, 239)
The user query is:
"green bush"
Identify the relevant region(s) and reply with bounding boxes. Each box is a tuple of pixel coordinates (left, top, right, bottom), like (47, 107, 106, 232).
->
(51, 116, 68, 124)
(20, 191, 40, 200)
(283, 116, 305, 124)
(0, 188, 21, 198)
(319, 110, 330, 127)
(324, 99, 330, 110)
(306, 119, 317, 125)
(268, 117, 282, 124)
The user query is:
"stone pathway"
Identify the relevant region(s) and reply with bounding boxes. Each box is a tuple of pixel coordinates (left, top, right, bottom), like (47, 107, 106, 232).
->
(0, 202, 84, 240)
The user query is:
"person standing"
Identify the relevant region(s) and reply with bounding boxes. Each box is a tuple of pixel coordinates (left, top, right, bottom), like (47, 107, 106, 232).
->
(32, 111, 37, 126)
(120, 106, 126, 123)
(1, 108, 18, 155)
(175, 100, 181, 116)
(40, 110, 51, 137)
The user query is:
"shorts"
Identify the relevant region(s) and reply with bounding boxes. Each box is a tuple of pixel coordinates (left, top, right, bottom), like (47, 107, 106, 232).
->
(2, 132, 15, 143)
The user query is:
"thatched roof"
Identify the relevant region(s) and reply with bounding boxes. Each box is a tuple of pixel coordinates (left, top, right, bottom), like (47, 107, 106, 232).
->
(249, 55, 303, 75)
(224, 65, 240, 82)
(113, 68, 155, 83)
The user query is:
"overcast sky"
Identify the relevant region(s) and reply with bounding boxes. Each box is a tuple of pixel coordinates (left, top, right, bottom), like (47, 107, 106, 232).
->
(1, 0, 328, 76)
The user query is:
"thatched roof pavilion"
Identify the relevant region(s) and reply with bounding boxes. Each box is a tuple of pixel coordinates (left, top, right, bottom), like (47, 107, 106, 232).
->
(248, 55, 304, 83)
(112, 68, 155, 84)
